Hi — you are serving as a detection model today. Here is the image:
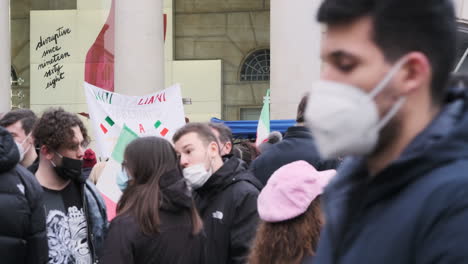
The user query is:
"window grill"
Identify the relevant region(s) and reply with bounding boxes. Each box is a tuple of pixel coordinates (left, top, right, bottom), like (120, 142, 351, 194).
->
(240, 49, 270, 82)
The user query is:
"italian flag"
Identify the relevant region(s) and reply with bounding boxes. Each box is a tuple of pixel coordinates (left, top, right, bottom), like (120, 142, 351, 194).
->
(256, 89, 270, 146)
(100, 116, 115, 134)
(97, 125, 139, 221)
(154, 120, 169, 137)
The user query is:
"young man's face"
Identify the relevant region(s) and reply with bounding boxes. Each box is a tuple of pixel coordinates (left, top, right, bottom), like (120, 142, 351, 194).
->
(174, 132, 218, 170)
(6, 121, 33, 154)
(53, 126, 86, 163)
(321, 16, 402, 119)
(321, 16, 407, 152)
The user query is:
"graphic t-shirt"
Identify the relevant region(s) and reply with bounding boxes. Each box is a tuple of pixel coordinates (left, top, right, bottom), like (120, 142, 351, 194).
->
(43, 182, 92, 264)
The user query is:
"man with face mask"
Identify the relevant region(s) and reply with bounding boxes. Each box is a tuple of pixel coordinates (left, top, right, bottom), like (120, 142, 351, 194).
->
(305, 0, 468, 263)
(0, 125, 48, 263)
(208, 122, 265, 182)
(173, 123, 262, 264)
(0, 109, 39, 171)
(208, 122, 233, 157)
(33, 108, 108, 264)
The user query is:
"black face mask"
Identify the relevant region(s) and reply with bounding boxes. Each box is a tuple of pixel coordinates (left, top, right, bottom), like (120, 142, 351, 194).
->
(52, 153, 83, 182)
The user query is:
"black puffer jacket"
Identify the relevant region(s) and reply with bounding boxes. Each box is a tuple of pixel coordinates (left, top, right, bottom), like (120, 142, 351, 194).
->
(195, 156, 262, 264)
(0, 126, 48, 264)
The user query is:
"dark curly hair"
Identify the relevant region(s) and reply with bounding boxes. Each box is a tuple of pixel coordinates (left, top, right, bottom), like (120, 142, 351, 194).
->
(248, 199, 323, 264)
(33, 108, 89, 150)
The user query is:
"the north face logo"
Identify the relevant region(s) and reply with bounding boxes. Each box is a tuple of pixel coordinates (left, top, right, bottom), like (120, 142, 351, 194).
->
(212, 211, 223, 220)
(17, 184, 25, 195)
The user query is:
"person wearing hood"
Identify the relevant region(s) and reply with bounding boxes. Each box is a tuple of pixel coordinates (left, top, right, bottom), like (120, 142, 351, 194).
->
(0, 126, 48, 263)
(209, 122, 263, 182)
(33, 108, 108, 263)
(173, 123, 262, 264)
(306, 0, 468, 263)
(101, 137, 206, 264)
(208, 122, 234, 158)
(248, 161, 336, 264)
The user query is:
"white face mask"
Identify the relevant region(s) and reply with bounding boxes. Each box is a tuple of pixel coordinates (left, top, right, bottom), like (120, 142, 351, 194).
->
(15, 134, 31, 162)
(305, 58, 407, 159)
(182, 162, 213, 190)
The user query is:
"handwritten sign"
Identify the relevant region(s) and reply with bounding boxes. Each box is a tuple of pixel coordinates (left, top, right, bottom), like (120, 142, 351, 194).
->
(34, 27, 72, 89)
(85, 82, 186, 158)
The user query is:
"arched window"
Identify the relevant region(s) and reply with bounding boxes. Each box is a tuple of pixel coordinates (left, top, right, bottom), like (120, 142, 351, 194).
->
(240, 49, 270, 81)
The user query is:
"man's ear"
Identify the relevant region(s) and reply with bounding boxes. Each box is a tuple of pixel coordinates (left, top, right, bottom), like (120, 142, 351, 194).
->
(209, 141, 220, 158)
(226, 142, 233, 153)
(40, 145, 54, 160)
(397, 52, 431, 97)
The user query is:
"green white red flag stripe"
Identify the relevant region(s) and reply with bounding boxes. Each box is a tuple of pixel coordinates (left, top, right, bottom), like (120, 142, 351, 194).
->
(100, 116, 115, 134)
(256, 89, 270, 146)
(154, 120, 169, 136)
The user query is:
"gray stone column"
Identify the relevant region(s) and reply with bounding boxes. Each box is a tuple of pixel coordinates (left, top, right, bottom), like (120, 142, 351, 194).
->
(115, 0, 164, 95)
(270, 0, 322, 119)
(0, 0, 11, 113)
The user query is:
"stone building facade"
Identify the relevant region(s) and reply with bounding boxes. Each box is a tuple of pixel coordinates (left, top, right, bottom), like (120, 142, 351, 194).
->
(174, 0, 270, 120)
(8, 0, 468, 119)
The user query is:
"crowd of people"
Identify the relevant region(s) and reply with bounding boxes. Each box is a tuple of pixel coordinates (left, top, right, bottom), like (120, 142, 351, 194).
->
(2, 0, 468, 263)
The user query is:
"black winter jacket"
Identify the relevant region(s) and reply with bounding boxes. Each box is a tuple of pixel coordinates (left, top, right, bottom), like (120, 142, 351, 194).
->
(312, 90, 468, 263)
(195, 156, 262, 264)
(101, 211, 206, 264)
(251, 126, 339, 185)
(0, 126, 48, 264)
(100, 169, 206, 264)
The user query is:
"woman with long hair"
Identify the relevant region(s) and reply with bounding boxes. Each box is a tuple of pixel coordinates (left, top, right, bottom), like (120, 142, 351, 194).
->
(248, 160, 336, 264)
(101, 137, 206, 264)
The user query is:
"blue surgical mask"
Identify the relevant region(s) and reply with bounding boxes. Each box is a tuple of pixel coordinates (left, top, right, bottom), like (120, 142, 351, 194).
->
(117, 167, 130, 192)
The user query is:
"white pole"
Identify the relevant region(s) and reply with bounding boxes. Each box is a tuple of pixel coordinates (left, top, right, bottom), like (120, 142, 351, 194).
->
(115, 0, 165, 95)
(0, 0, 11, 113)
(270, 0, 322, 119)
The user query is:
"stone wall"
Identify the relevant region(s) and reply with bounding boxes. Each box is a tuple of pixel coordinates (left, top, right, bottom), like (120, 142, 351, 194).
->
(175, 0, 270, 120)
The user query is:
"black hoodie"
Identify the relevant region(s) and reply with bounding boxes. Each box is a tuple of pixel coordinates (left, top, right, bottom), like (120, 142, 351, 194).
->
(195, 156, 262, 264)
(313, 89, 468, 263)
(0, 126, 48, 264)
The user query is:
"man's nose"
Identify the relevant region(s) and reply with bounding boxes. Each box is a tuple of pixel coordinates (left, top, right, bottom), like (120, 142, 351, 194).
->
(76, 145, 85, 159)
(180, 155, 189, 168)
(320, 64, 335, 80)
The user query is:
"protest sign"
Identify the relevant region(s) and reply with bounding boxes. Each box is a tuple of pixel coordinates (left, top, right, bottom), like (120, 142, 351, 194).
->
(85, 82, 186, 157)
(85, 83, 186, 220)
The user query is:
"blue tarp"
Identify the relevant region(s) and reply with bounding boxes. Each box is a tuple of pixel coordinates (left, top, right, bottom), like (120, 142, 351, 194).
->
(210, 118, 296, 139)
